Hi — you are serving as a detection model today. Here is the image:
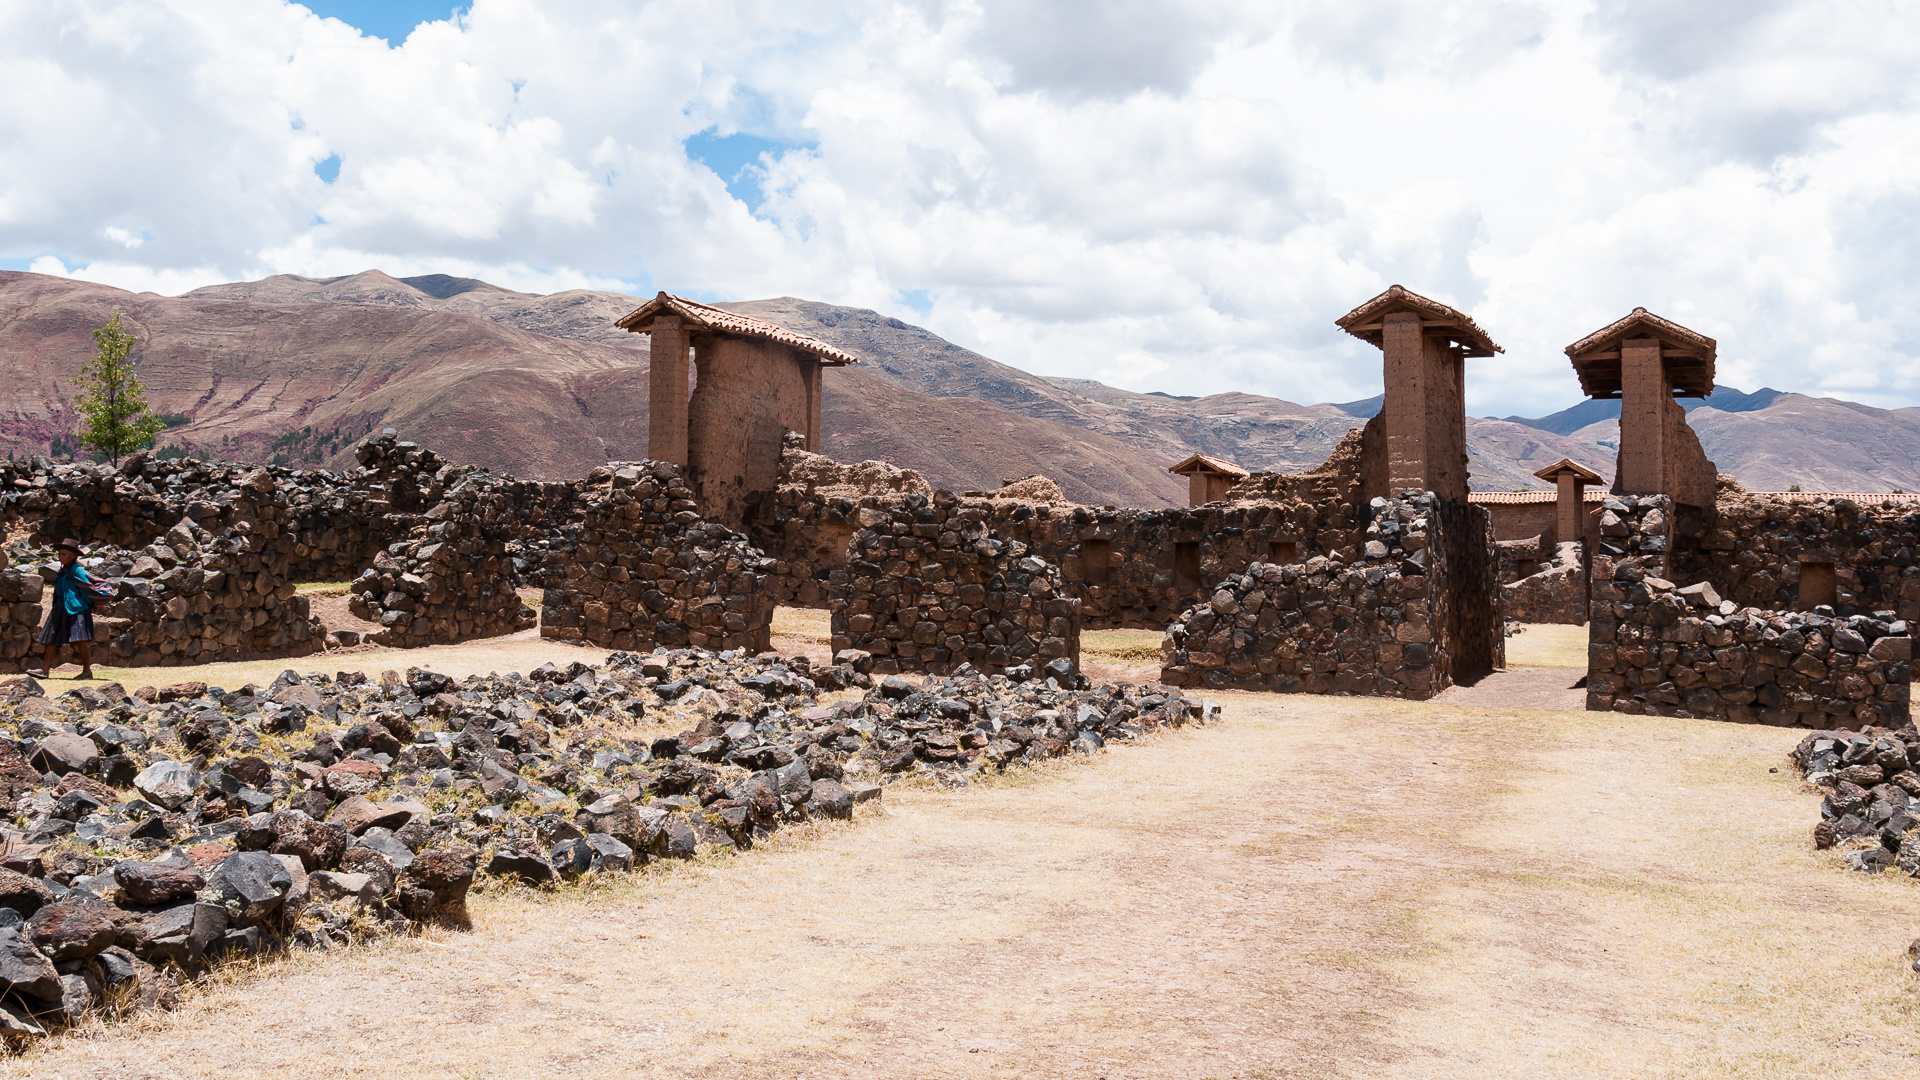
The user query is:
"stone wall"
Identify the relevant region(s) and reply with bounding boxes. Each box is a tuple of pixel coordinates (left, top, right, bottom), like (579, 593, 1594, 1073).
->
(1669, 490, 1920, 621)
(1160, 494, 1499, 698)
(349, 485, 538, 648)
(751, 442, 1367, 631)
(825, 492, 1081, 677)
(1502, 542, 1588, 624)
(1586, 494, 1913, 726)
(75, 525, 328, 667)
(538, 463, 774, 654)
(0, 561, 43, 668)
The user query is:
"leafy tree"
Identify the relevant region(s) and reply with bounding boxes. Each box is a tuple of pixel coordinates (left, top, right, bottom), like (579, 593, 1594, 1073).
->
(72, 309, 164, 466)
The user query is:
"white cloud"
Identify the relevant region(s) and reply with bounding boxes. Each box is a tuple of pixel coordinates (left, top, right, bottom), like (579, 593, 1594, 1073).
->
(1, 0, 1917, 417)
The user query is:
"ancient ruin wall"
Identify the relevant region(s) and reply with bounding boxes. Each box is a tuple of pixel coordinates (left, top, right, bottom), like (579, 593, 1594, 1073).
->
(539, 462, 774, 654)
(1161, 494, 1497, 698)
(826, 492, 1081, 677)
(350, 486, 539, 647)
(752, 443, 1368, 631)
(1667, 491, 1920, 621)
(1587, 495, 1912, 727)
(77, 523, 327, 667)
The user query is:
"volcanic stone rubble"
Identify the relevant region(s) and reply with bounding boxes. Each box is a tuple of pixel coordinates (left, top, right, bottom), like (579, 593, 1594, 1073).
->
(1792, 726, 1920, 876)
(0, 652, 1213, 1042)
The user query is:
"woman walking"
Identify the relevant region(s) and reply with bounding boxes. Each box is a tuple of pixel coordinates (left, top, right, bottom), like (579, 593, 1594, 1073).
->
(28, 539, 112, 680)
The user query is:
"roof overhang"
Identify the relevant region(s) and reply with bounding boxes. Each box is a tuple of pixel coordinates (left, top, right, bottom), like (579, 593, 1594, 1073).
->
(1563, 307, 1715, 398)
(615, 291, 860, 366)
(1334, 284, 1503, 358)
(1532, 457, 1605, 484)
(1168, 453, 1250, 478)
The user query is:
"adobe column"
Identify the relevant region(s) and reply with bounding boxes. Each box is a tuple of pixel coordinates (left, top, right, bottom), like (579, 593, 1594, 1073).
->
(1380, 311, 1428, 496)
(1616, 336, 1666, 494)
(1555, 470, 1584, 545)
(648, 314, 690, 464)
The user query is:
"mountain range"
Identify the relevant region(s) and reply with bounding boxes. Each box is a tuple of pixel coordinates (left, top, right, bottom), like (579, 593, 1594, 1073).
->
(2, 269, 1915, 504)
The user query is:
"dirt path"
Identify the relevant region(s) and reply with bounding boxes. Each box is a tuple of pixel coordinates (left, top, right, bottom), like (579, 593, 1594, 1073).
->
(11, 693, 1920, 1078)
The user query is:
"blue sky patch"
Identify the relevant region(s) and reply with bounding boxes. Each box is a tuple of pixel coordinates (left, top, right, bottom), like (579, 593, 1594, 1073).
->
(314, 154, 341, 184)
(297, 1, 460, 45)
(684, 129, 814, 211)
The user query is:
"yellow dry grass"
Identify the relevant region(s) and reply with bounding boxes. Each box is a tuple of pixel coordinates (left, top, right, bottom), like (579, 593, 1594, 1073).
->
(75, 629, 615, 693)
(1081, 627, 1162, 663)
(1505, 622, 1588, 668)
(8, 688, 1916, 1078)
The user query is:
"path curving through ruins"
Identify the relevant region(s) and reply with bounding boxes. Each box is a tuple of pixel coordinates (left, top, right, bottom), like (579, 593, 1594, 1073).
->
(9, 691, 1920, 1078)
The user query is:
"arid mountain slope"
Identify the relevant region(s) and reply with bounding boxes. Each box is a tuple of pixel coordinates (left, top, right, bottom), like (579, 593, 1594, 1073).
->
(0, 272, 652, 478)
(15, 270, 1917, 498)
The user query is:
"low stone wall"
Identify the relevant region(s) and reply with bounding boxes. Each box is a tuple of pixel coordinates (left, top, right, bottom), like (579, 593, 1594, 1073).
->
(826, 492, 1081, 677)
(1503, 541, 1588, 624)
(0, 562, 43, 668)
(350, 487, 537, 648)
(52, 528, 329, 668)
(539, 463, 774, 654)
(1161, 494, 1488, 698)
(1586, 494, 1913, 726)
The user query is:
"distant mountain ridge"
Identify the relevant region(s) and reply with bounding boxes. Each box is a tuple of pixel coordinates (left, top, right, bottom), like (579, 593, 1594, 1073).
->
(1500, 385, 1788, 436)
(2, 269, 1914, 498)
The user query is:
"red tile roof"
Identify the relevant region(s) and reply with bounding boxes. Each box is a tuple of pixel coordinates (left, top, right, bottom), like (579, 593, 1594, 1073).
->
(1335, 284, 1503, 358)
(1167, 453, 1249, 478)
(615, 292, 860, 366)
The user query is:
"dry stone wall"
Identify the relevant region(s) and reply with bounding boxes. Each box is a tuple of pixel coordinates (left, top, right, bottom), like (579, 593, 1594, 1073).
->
(1587, 494, 1913, 727)
(824, 492, 1081, 678)
(350, 486, 538, 648)
(750, 444, 1366, 631)
(1670, 490, 1920, 621)
(539, 463, 774, 654)
(1161, 494, 1501, 698)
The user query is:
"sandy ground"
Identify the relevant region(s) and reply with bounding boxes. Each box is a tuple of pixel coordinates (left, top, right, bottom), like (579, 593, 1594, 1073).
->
(8, 688, 1920, 1077)
(14, 618, 1920, 1077)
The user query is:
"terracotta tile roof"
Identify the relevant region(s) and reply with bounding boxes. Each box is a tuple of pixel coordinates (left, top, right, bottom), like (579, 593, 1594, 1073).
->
(1563, 307, 1715, 398)
(1167, 453, 1249, 478)
(1334, 284, 1503, 358)
(1469, 490, 1609, 505)
(1747, 491, 1920, 503)
(1531, 457, 1606, 484)
(615, 292, 860, 366)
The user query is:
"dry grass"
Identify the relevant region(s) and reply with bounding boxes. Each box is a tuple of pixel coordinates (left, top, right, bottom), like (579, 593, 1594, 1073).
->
(1082, 627, 1162, 663)
(74, 629, 616, 692)
(1506, 622, 1588, 668)
(292, 582, 349, 596)
(8, 687, 1917, 1078)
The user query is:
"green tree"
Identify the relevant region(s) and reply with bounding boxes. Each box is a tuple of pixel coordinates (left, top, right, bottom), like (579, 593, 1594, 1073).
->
(72, 309, 164, 466)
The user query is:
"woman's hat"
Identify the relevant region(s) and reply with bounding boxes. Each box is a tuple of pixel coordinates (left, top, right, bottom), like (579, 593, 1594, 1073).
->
(56, 538, 81, 553)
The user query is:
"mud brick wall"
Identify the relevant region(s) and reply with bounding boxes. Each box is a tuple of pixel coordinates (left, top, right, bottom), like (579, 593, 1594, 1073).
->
(349, 488, 538, 647)
(1586, 494, 1913, 726)
(826, 492, 1081, 677)
(539, 463, 773, 654)
(1161, 494, 1494, 698)
(1669, 492, 1920, 620)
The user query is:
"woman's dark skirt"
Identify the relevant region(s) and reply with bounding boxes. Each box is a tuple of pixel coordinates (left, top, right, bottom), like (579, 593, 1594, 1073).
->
(37, 608, 94, 646)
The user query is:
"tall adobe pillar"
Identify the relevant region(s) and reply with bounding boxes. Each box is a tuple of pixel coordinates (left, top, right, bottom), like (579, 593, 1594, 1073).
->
(1533, 457, 1604, 547)
(618, 292, 859, 526)
(647, 314, 690, 464)
(1335, 285, 1503, 502)
(1565, 308, 1718, 510)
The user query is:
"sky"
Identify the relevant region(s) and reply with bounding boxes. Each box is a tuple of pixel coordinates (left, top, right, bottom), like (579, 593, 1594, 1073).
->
(3, 0, 1918, 418)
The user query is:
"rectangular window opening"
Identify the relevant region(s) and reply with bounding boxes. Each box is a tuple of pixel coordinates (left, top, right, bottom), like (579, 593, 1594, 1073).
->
(1799, 560, 1836, 610)
(1174, 541, 1201, 591)
(1269, 540, 1298, 565)
(1081, 539, 1111, 585)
